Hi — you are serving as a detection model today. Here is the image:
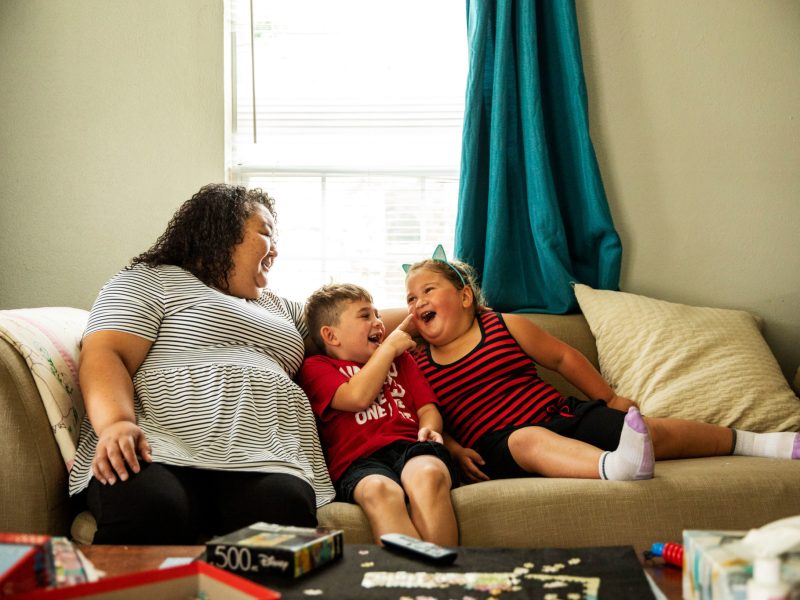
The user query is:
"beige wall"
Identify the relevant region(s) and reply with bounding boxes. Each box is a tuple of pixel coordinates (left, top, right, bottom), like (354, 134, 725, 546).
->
(576, 0, 800, 379)
(1, 1, 797, 378)
(0, 0, 224, 310)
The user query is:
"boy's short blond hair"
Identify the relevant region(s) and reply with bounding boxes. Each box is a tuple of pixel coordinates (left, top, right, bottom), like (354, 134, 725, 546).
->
(305, 283, 374, 353)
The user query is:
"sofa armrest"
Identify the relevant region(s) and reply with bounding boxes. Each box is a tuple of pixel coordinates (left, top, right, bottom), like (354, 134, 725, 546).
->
(0, 337, 72, 535)
(794, 367, 800, 396)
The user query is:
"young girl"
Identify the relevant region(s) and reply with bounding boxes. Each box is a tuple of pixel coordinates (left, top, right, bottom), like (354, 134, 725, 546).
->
(403, 250, 800, 484)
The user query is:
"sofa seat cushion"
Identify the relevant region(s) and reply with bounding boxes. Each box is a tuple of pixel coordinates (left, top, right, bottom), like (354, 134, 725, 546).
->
(454, 456, 800, 551)
(71, 510, 97, 545)
(314, 456, 800, 550)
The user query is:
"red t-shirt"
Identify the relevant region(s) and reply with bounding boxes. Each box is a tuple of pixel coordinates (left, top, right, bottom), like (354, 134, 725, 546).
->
(298, 352, 439, 482)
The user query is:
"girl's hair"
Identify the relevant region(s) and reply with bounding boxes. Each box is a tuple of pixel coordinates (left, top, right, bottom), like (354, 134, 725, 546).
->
(130, 183, 276, 291)
(405, 258, 491, 314)
(304, 283, 373, 352)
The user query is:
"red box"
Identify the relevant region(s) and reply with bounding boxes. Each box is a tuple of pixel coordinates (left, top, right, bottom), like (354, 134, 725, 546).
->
(15, 562, 280, 599)
(1, 544, 40, 597)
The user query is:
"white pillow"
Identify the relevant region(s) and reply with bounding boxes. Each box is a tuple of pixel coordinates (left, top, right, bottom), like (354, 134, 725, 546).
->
(574, 284, 800, 432)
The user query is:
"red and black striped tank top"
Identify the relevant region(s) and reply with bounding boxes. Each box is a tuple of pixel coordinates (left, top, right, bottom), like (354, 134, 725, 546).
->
(411, 311, 567, 448)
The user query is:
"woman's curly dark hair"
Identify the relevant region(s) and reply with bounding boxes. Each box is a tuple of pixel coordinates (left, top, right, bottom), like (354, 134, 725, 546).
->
(130, 183, 276, 290)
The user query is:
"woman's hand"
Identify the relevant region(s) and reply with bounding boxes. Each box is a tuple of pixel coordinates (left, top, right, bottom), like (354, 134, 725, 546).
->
(418, 427, 443, 444)
(92, 421, 152, 485)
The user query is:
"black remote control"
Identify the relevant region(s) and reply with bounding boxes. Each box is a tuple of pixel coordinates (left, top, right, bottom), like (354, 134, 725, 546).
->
(380, 533, 458, 565)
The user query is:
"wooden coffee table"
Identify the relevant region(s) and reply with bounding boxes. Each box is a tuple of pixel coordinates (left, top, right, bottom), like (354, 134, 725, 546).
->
(77, 544, 682, 598)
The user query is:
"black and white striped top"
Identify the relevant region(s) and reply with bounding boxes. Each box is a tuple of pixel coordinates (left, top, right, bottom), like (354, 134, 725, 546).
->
(68, 264, 335, 507)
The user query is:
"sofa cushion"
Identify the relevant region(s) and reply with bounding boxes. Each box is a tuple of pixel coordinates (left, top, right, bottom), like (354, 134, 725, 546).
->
(0, 337, 73, 536)
(0, 307, 88, 469)
(574, 285, 800, 431)
(317, 456, 800, 550)
(452, 456, 800, 550)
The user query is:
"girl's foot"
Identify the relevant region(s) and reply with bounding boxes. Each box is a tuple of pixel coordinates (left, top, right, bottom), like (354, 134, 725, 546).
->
(733, 429, 800, 459)
(600, 407, 655, 481)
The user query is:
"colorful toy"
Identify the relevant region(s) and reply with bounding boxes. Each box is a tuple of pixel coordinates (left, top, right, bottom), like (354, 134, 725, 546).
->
(644, 542, 684, 568)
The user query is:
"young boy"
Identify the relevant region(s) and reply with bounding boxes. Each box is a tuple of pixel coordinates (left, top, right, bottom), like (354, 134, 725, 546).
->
(298, 283, 458, 546)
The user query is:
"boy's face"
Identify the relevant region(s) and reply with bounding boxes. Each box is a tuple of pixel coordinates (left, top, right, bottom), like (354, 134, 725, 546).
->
(325, 299, 385, 363)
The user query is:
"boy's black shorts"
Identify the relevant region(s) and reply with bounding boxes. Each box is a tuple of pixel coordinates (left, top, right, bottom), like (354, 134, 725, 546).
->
(473, 398, 627, 480)
(335, 439, 459, 503)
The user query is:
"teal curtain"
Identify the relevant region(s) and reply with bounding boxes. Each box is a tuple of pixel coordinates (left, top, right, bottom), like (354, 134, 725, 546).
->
(455, 0, 621, 314)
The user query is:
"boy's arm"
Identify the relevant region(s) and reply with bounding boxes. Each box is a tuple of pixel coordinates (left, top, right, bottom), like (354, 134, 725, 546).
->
(331, 316, 416, 412)
(416, 403, 443, 443)
(503, 313, 634, 410)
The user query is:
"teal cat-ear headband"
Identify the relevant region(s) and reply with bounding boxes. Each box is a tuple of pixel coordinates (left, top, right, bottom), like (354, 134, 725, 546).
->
(402, 244, 466, 287)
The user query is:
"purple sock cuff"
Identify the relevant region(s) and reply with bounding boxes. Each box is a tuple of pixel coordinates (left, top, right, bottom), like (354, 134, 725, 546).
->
(624, 407, 648, 434)
(793, 433, 800, 460)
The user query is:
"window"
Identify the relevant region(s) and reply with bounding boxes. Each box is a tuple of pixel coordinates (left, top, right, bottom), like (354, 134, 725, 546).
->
(226, 0, 467, 307)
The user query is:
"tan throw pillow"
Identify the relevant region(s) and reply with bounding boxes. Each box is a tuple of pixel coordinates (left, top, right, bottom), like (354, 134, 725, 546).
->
(574, 284, 800, 432)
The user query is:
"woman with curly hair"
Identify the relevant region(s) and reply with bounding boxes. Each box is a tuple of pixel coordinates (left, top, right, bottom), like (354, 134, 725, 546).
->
(69, 183, 334, 544)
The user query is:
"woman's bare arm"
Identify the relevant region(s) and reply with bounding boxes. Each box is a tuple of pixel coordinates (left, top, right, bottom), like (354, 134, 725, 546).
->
(80, 330, 153, 484)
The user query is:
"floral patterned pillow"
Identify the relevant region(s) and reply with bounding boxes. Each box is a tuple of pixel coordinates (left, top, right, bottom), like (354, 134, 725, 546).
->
(0, 307, 88, 471)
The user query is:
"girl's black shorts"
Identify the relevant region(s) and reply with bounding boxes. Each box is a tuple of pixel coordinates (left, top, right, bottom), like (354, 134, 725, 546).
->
(473, 398, 627, 479)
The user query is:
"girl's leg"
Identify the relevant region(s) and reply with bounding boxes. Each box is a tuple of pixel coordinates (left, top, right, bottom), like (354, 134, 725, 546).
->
(647, 417, 800, 460)
(646, 417, 732, 458)
(508, 407, 654, 480)
(732, 430, 800, 459)
(353, 474, 420, 544)
(400, 455, 458, 546)
(507, 426, 603, 478)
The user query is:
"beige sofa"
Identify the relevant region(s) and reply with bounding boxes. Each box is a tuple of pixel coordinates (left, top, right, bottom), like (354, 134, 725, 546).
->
(2, 308, 799, 554)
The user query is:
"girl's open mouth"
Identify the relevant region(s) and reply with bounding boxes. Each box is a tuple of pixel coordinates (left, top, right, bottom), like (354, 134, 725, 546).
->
(420, 311, 436, 323)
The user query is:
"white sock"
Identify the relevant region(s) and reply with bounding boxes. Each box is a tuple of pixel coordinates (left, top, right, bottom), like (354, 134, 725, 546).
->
(733, 429, 800, 459)
(599, 407, 655, 481)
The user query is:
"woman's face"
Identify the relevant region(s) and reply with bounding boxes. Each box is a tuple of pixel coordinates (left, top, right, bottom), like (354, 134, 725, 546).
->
(226, 203, 277, 299)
